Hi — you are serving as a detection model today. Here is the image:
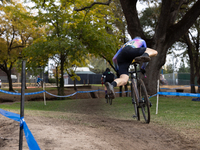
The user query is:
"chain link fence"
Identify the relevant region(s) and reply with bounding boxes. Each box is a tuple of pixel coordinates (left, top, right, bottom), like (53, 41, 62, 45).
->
(162, 73, 191, 85)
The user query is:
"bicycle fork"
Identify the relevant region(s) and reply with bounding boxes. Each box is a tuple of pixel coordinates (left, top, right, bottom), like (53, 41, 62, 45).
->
(132, 98, 138, 119)
(131, 80, 140, 120)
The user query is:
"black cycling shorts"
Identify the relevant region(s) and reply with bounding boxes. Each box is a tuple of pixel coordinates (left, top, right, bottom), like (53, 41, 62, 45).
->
(117, 46, 146, 76)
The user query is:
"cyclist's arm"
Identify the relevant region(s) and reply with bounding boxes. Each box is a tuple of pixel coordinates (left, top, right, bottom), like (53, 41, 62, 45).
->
(101, 77, 104, 82)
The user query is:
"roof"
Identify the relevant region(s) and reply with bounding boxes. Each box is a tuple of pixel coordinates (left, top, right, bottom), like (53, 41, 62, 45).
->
(75, 71, 95, 74)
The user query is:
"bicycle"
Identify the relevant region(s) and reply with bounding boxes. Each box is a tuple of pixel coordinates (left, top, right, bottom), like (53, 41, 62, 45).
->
(105, 94, 113, 105)
(129, 60, 150, 124)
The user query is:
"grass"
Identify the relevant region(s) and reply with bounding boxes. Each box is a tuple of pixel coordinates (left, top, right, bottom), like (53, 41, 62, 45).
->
(150, 96, 200, 130)
(1, 95, 200, 132)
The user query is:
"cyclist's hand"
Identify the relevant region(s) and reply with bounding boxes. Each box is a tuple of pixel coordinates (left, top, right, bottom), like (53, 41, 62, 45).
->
(140, 68, 146, 74)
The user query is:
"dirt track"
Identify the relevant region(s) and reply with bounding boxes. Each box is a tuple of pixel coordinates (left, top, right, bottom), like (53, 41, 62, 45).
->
(1, 85, 200, 149)
(1, 97, 200, 150)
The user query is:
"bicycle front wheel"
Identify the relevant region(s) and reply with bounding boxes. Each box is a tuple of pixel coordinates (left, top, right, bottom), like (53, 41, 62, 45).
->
(108, 97, 112, 105)
(138, 79, 150, 124)
(131, 79, 140, 121)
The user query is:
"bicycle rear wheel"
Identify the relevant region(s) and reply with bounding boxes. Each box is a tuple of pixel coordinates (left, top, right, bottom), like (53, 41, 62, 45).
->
(131, 79, 140, 121)
(138, 79, 150, 123)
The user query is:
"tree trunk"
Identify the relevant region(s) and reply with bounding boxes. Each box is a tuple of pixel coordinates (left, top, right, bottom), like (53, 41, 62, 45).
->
(119, 86, 122, 97)
(184, 34, 196, 93)
(59, 53, 65, 99)
(124, 84, 128, 97)
(0, 64, 14, 91)
(5, 69, 14, 91)
(190, 62, 196, 93)
(56, 66, 58, 87)
(74, 80, 77, 91)
(145, 55, 163, 95)
(8, 73, 14, 91)
(197, 78, 200, 93)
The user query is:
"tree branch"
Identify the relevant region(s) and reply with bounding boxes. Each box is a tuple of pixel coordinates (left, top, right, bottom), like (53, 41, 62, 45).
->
(10, 45, 25, 49)
(120, 0, 145, 39)
(167, 0, 200, 46)
(74, 0, 112, 11)
(99, 54, 115, 72)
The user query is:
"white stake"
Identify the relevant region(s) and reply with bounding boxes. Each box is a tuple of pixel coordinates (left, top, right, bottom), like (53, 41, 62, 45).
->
(156, 79, 159, 114)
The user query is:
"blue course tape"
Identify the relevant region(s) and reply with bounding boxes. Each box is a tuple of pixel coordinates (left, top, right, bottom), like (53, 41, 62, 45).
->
(25, 91, 45, 95)
(115, 90, 131, 94)
(98, 89, 104, 91)
(0, 89, 45, 95)
(23, 121, 41, 150)
(45, 91, 77, 98)
(77, 90, 99, 93)
(0, 108, 20, 122)
(149, 93, 158, 99)
(0, 109, 40, 150)
(0, 89, 21, 95)
(158, 92, 200, 97)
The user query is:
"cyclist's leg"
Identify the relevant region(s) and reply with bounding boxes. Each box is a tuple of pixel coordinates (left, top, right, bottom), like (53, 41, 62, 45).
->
(104, 85, 108, 99)
(135, 48, 157, 62)
(114, 74, 129, 87)
(105, 82, 115, 99)
(145, 48, 158, 57)
(111, 46, 138, 88)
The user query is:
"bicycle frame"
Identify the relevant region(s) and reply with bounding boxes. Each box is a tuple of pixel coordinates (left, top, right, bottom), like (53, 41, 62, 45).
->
(129, 62, 150, 123)
(129, 63, 140, 120)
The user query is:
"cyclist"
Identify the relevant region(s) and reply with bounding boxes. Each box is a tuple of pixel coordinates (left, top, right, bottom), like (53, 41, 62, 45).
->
(36, 76, 42, 87)
(101, 68, 115, 98)
(105, 37, 158, 99)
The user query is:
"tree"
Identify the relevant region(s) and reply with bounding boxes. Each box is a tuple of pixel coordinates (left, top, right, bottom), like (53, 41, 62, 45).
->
(0, 1, 35, 91)
(25, 0, 120, 96)
(75, 0, 127, 96)
(178, 58, 190, 73)
(120, 0, 200, 94)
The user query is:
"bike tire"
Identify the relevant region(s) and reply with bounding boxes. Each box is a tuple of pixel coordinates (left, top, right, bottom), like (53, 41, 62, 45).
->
(131, 79, 140, 121)
(109, 98, 112, 105)
(138, 79, 150, 124)
(106, 98, 108, 103)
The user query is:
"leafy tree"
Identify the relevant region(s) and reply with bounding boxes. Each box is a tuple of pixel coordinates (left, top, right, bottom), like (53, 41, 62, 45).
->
(74, 0, 128, 96)
(178, 58, 190, 73)
(0, 1, 35, 91)
(25, 0, 120, 96)
(163, 64, 173, 74)
(88, 56, 115, 74)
